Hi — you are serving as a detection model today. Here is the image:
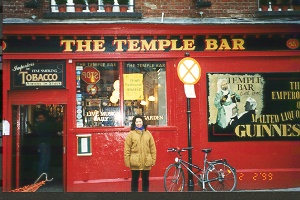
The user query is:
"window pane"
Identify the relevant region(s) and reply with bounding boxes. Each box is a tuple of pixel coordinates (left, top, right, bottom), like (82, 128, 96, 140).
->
(76, 62, 120, 127)
(124, 61, 167, 126)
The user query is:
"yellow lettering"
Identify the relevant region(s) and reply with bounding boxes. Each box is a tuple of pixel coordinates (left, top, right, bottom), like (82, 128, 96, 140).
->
(76, 40, 92, 52)
(127, 40, 140, 51)
(140, 39, 157, 51)
(113, 40, 127, 52)
(170, 40, 182, 50)
(60, 40, 75, 52)
(158, 40, 171, 51)
(232, 39, 245, 50)
(183, 39, 195, 51)
(93, 40, 105, 52)
(205, 39, 218, 50)
(218, 39, 231, 50)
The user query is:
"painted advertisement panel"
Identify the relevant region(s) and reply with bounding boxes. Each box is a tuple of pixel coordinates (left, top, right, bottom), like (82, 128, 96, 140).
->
(207, 72, 300, 141)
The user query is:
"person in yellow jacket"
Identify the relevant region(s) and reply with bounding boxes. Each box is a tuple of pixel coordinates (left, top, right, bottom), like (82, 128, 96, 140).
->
(124, 114, 157, 192)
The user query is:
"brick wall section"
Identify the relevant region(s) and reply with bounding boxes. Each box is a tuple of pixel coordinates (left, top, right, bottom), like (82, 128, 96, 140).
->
(3, 0, 258, 19)
(3, 0, 50, 19)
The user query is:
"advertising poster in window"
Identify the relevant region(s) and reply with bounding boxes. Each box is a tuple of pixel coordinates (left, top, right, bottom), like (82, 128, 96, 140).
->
(207, 72, 300, 142)
(123, 74, 144, 100)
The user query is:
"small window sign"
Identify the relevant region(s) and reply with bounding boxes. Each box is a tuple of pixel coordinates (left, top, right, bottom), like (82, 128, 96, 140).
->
(76, 134, 92, 156)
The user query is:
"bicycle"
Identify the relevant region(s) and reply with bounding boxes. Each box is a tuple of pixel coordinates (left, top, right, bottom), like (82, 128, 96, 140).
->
(164, 147, 237, 192)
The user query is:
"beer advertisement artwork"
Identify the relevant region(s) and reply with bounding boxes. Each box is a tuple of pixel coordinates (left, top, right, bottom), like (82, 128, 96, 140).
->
(207, 72, 300, 142)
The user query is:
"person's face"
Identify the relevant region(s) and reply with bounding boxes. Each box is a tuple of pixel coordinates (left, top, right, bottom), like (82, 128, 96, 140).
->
(244, 101, 252, 111)
(221, 80, 228, 91)
(232, 106, 238, 116)
(135, 118, 143, 128)
(37, 115, 46, 122)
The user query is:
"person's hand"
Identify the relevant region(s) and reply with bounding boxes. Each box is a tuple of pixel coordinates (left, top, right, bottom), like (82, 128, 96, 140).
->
(231, 94, 236, 103)
(220, 95, 227, 103)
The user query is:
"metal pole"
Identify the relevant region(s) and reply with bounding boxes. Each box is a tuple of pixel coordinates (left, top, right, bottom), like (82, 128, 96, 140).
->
(187, 97, 194, 191)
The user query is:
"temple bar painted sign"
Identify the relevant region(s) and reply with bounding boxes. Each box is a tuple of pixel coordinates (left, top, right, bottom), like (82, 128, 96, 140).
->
(207, 72, 300, 142)
(3, 35, 299, 53)
(10, 60, 66, 89)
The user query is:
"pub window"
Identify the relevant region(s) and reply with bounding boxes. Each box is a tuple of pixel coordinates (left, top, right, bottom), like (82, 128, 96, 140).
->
(75, 61, 167, 128)
(123, 61, 167, 126)
(76, 62, 120, 127)
(51, 0, 135, 13)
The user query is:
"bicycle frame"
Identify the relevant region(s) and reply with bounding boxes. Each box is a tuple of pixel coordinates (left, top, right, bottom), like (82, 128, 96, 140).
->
(176, 156, 208, 190)
(175, 150, 228, 190)
(165, 147, 237, 192)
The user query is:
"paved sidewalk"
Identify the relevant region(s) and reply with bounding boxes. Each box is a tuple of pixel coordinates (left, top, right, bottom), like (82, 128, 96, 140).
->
(237, 187, 300, 192)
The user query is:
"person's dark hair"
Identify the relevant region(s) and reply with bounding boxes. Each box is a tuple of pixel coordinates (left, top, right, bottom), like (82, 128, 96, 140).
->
(130, 114, 147, 130)
(37, 112, 47, 119)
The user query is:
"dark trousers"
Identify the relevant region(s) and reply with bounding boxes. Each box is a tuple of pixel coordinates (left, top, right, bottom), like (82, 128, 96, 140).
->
(131, 170, 150, 192)
(38, 143, 51, 176)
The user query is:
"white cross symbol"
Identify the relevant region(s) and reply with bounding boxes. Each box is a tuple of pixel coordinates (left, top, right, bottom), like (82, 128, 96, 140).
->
(177, 57, 201, 84)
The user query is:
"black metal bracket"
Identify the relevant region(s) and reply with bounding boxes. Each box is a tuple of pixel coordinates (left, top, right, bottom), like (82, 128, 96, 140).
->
(196, 0, 212, 8)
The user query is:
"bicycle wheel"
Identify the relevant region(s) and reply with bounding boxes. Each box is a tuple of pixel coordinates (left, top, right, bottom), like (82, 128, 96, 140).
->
(205, 162, 237, 191)
(164, 163, 185, 192)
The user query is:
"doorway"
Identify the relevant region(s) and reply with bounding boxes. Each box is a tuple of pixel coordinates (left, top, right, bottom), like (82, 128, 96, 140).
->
(11, 104, 65, 191)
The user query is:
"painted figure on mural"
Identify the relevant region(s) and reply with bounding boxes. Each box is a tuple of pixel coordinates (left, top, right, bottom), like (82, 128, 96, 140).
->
(124, 114, 157, 192)
(214, 78, 241, 129)
(229, 97, 257, 127)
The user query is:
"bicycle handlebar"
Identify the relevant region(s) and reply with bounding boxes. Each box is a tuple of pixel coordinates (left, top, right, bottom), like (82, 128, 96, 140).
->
(167, 147, 193, 153)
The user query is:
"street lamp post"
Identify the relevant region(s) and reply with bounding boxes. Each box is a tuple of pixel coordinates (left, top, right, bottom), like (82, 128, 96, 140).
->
(187, 97, 194, 191)
(177, 52, 201, 192)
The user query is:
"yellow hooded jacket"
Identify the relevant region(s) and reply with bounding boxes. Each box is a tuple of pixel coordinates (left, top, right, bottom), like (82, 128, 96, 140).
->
(124, 130, 157, 170)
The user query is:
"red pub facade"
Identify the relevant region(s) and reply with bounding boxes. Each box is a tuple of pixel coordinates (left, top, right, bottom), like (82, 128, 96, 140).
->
(2, 0, 300, 192)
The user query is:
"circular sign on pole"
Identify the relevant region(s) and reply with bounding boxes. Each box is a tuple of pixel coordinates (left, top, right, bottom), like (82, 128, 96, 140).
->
(177, 57, 201, 85)
(81, 67, 100, 84)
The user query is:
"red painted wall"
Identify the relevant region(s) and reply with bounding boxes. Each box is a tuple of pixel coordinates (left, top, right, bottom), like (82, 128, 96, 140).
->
(64, 56, 300, 192)
(2, 23, 300, 192)
(3, 54, 300, 192)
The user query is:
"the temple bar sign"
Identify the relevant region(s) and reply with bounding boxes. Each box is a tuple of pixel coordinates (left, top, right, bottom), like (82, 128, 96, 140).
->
(3, 35, 298, 53)
(10, 60, 66, 90)
(60, 38, 246, 52)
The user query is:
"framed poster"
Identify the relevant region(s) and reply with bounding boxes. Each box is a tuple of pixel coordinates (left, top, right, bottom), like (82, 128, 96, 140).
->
(77, 134, 92, 156)
(207, 72, 300, 142)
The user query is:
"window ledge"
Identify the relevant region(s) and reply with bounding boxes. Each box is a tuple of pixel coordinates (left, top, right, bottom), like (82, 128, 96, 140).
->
(43, 12, 142, 19)
(256, 11, 300, 17)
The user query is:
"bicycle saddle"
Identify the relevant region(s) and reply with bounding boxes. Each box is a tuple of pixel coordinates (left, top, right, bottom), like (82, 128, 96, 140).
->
(201, 148, 212, 153)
